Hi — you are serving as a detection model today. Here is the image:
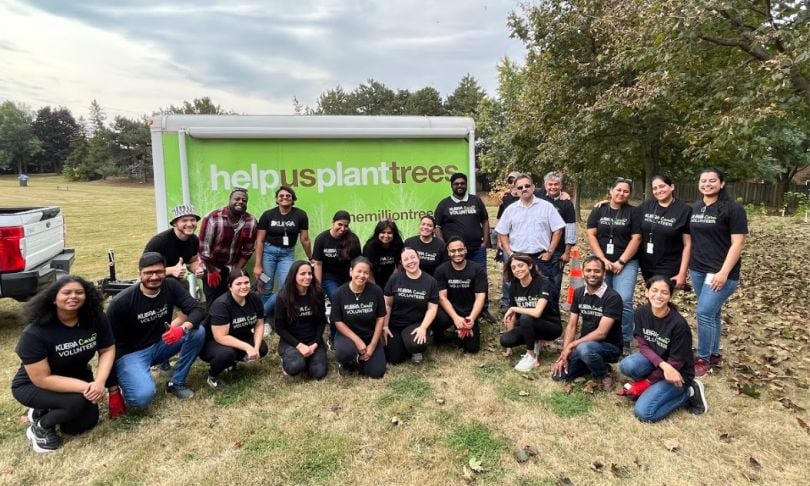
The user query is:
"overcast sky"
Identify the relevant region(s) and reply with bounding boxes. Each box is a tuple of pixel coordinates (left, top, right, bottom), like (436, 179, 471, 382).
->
(0, 0, 526, 120)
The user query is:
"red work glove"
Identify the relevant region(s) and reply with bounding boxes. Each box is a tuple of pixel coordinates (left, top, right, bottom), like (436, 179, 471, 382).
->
(162, 326, 186, 345)
(108, 389, 126, 419)
(207, 270, 222, 288)
(457, 327, 474, 339)
(617, 379, 652, 398)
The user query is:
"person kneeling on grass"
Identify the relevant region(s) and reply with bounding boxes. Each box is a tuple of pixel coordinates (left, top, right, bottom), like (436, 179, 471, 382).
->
(332, 257, 387, 378)
(11, 276, 115, 453)
(500, 253, 562, 372)
(617, 276, 708, 422)
(200, 269, 268, 388)
(551, 256, 623, 391)
(274, 260, 328, 379)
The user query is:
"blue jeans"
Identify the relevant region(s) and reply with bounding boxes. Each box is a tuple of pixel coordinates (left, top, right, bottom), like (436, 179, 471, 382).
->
(537, 258, 560, 304)
(619, 352, 690, 422)
(261, 244, 295, 319)
(467, 245, 490, 311)
(552, 341, 621, 381)
(605, 259, 640, 343)
(115, 326, 205, 408)
(690, 270, 738, 360)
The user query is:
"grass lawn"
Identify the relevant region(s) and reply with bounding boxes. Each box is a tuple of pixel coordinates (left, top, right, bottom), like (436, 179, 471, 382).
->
(0, 174, 808, 484)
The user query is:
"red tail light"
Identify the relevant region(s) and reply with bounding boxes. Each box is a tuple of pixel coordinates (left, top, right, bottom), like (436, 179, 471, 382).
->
(0, 226, 25, 272)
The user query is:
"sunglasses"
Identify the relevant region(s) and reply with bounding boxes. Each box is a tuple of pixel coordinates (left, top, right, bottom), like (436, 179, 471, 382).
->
(613, 177, 633, 184)
(277, 194, 293, 199)
(516, 184, 532, 190)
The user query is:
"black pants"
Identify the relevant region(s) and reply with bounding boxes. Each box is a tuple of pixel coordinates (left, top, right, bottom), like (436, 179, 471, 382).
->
(200, 339, 269, 378)
(499, 314, 562, 351)
(334, 333, 386, 379)
(278, 340, 328, 379)
(384, 323, 430, 364)
(12, 383, 99, 434)
(432, 309, 480, 354)
(203, 267, 229, 306)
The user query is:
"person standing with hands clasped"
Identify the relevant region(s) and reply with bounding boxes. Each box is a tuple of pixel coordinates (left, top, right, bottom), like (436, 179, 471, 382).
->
(11, 276, 115, 453)
(617, 276, 708, 422)
(638, 175, 691, 288)
(689, 169, 747, 377)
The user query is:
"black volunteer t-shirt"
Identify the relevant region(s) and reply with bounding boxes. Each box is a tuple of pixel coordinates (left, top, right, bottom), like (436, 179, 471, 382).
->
(207, 291, 263, 344)
(633, 303, 695, 385)
(330, 282, 386, 339)
(434, 195, 489, 247)
(313, 230, 359, 284)
(274, 292, 326, 346)
(508, 275, 560, 324)
(384, 272, 439, 329)
(403, 236, 446, 275)
(144, 229, 200, 268)
(433, 261, 487, 317)
(638, 199, 692, 278)
(257, 207, 309, 248)
(106, 278, 205, 357)
(586, 204, 642, 262)
(689, 200, 748, 280)
(362, 241, 400, 288)
(13, 315, 115, 388)
(571, 286, 624, 350)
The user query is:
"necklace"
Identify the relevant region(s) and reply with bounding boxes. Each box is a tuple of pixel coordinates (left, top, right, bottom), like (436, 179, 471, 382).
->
(349, 283, 364, 301)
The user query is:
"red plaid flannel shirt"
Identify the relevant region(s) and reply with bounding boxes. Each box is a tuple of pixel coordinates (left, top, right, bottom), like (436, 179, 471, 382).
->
(199, 206, 257, 269)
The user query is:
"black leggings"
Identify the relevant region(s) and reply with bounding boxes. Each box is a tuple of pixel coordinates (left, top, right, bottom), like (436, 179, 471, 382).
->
(278, 341, 328, 379)
(334, 333, 386, 378)
(12, 383, 99, 434)
(432, 309, 480, 354)
(384, 323, 430, 364)
(200, 339, 269, 378)
(500, 314, 562, 350)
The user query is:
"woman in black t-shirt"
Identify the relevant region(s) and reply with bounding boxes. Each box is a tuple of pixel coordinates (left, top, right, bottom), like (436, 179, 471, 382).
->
(275, 260, 328, 379)
(362, 219, 404, 288)
(332, 257, 387, 378)
(312, 210, 361, 299)
(200, 269, 268, 389)
(383, 248, 439, 364)
(253, 185, 312, 319)
(11, 276, 115, 453)
(689, 168, 748, 377)
(617, 276, 707, 422)
(499, 253, 562, 372)
(403, 216, 446, 276)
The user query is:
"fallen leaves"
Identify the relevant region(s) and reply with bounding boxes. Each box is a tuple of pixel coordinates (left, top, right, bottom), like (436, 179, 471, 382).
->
(797, 417, 810, 434)
(663, 439, 680, 453)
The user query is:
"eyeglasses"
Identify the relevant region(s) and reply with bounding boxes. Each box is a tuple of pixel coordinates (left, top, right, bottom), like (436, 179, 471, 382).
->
(277, 194, 292, 199)
(516, 184, 532, 190)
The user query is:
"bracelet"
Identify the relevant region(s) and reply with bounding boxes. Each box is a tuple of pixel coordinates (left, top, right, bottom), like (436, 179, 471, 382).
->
(617, 259, 626, 265)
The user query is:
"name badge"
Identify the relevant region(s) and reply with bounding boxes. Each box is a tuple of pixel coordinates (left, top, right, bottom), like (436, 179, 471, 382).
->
(646, 242, 654, 254)
(606, 243, 615, 255)
(282, 235, 290, 246)
(704, 273, 716, 286)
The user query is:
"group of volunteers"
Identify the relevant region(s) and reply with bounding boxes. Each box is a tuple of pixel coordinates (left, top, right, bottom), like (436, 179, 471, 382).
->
(11, 168, 745, 453)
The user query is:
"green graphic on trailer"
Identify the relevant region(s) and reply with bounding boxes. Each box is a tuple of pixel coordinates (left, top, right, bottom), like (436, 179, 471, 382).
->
(161, 135, 469, 239)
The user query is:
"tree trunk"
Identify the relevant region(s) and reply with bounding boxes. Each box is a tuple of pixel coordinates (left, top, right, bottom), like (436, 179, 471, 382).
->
(643, 139, 661, 200)
(572, 177, 581, 223)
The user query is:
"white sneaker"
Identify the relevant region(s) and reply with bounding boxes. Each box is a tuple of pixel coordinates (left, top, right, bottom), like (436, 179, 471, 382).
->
(411, 353, 424, 364)
(514, 353, 539, 372)
(263, 323, 271, 337)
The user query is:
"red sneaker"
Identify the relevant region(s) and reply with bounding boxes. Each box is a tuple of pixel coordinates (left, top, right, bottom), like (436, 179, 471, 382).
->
(694, 358, 712, 377)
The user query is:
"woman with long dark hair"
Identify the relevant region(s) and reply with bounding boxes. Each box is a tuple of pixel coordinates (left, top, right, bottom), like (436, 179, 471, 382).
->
(332, 257, 387, 378)
(638, 175, 692, 288)
(11, 276, 115, 453)
(200, 269, 268, 389)
(618, 276, 707, 422)
(499, 253, 562, 372)
(689, 168, 748, 376)
(586, 177, 642, 349)
(312, 210, 361, 298)
(274, 260, 328, 379)
(403, 215, 446, 276)
(362, 219, 404, 288)
(253, 185, 312, 319)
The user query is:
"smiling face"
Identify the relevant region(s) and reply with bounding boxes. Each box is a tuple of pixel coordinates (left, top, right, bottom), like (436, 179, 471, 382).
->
(510, 258, 532, 281)
(447, 240, 467, 265)
(583, 260, 605, 288)
(699, 171, 724, 198)
(295, 263, 313, 292)
(350, 261, 371, 288)
(544, 178, 562, 198)
(451, 177, 467, 198)
(229, 190, 248, 215)
(378, 227, 394, 246)
(139, 263, 166, 291)
(229, 275, 251, 298)
(276, 189, 294, 208)
(331, 219, 350, 238)
(418, 217, 435, 238)
(401, 248, 421, 274)
(173, 215, 198, 237)
(646, 280, 672, 311)
(651, 178, 674, 204)
(610, 182, 631, 206)
(54, 282, 86, 314)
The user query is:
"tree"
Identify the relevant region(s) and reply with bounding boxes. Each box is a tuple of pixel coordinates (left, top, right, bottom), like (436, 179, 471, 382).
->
(444, 74, 487, 117)
(161, 96, 232, 115)
(63, 100, 115, 180)
(31, 106, 80, 173)
(404, 87, 446, 116)
(110, 116, 152, 181)
(353, 79, 399, 115)
(312, 86, 358, 114)
(0, 101, 41, 173)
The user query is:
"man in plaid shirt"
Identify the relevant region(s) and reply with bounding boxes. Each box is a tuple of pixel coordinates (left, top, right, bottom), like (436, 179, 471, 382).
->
(198, 188, 258, 304)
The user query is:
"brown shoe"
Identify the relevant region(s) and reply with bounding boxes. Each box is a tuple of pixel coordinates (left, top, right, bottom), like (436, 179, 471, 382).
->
(600, 374, 615, 392)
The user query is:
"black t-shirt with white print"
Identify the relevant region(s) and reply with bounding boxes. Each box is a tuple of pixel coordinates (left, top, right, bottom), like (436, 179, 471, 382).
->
(13, 315, 115, 388)
(257, 207, 309, 248)
(330, 282, 386, 339)
(433, 261, 487, 317)
(434, 195, 489, 247)
(362, 241, 400, 288)
(274, 292, 326, 346)
(313, 230, 360, 284)
(689, 200, 748, 280)
(638, 199, 692, 279)
(384, 271, 439, 329)
(586, 204, 642, 262)
(207, 291, 263, 344)
(403, 236, 446, 276)
(508, 275, 560, 324)
(571, 285, 624, 350)
(633, 303, 695, 385)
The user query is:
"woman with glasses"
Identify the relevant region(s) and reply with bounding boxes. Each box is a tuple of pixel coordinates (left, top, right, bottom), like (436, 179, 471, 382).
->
(689, 168, 747, 377)
(403, 216, 446, 276)
(362, 219, 404, 288)
(253, 185, 311, 319)
(586, 177, 642, 351)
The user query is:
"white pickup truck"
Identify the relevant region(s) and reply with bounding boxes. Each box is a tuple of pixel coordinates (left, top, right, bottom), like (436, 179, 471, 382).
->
(0, 207, 75, 301)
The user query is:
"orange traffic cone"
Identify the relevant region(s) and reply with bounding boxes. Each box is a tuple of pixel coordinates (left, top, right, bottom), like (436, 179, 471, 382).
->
(565, 247, 584, 308)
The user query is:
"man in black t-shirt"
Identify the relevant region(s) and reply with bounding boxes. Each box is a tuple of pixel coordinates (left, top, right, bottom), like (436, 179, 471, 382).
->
(551, 256, 623, 391)
(144, 204, 205, 280)
(433, 237, 487, 353)
(106, 253, 206, 411)
(541, 172, 577, 297)
(434, 172, 490, 268)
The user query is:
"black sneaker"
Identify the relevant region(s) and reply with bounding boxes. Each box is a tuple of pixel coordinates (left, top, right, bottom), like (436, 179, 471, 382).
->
(687, 380, 708, 415)
(158, 361, 173, 378)
(166, 381, 194, 400)
(26, 422, 60, 453)
(206, 375, 228, 389)
(27, 408, 45, 424)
